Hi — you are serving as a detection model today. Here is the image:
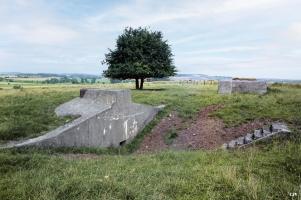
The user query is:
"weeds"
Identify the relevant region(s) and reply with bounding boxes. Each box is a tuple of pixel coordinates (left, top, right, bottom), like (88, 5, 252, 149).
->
(164, 128, 178, 145)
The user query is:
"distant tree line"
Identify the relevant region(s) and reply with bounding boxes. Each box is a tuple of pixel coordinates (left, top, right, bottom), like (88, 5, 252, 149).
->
(0, 78, 15, 82)
(43, 77, 77, 84)
(43, 77, 98, 84)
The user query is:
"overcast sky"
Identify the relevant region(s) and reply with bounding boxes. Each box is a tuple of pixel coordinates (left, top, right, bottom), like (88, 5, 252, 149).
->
(0, 0, 301, 79)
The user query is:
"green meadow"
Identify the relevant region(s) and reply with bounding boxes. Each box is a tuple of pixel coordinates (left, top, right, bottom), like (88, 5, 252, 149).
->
(0, 82, 300, 199)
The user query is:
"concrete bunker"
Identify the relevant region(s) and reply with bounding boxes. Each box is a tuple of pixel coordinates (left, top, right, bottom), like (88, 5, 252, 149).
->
(7, 89, 162, 148)
(218, 78, 267, 94)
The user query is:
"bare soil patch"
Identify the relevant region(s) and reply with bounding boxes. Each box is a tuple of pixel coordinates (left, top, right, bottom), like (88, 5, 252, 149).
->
(137, 112, 184, 153)
(137, 105, 270, 153)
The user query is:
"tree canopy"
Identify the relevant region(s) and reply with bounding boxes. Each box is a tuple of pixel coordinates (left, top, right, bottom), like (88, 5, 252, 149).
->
(103, 27, 176, 89)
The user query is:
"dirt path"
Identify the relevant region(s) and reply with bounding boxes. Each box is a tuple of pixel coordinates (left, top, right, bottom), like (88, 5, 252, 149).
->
(137, 105, 270, 153)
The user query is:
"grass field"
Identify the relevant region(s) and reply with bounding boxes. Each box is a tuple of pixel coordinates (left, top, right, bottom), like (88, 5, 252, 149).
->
(0, 81, 300, 199)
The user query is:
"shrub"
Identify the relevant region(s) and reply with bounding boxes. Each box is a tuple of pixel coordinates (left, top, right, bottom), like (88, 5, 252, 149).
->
(13, 85, 22, 89)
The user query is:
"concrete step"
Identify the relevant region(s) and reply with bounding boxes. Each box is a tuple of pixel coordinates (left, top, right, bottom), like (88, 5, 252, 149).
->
(222, 122, 291, 149)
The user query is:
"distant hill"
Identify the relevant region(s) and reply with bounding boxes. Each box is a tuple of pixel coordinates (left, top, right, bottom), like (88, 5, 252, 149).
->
(171, 74, 301, 83)
(1, 72, 300, 83)
(170, 74, 231, 81)
(0, 72, 100, 79)
(258, 78, 301, 84)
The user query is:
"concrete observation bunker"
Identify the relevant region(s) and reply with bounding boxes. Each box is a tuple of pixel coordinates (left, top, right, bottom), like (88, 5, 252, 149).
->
(8, 89, 162, 148)
(218, 79, 268, 94)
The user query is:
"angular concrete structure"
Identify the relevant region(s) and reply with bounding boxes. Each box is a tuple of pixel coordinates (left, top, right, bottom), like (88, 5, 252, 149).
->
(6, 89, 162, 148)
(218, 79, 267, 94)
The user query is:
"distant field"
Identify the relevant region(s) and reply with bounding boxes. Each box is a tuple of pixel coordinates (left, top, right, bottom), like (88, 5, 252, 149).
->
(10, 77, 59, 81)
(0, 80, 105, 89)
(0, 82, 300, 199)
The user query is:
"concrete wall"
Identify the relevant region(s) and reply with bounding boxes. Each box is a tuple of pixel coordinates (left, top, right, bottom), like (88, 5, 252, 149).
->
(218, 81, 232, 94)
(6, 89, 162, 148)
(218, 80, 267, 94)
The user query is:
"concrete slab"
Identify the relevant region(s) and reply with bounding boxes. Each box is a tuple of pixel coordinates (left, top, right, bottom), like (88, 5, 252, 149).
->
(218, 80, 267, 94)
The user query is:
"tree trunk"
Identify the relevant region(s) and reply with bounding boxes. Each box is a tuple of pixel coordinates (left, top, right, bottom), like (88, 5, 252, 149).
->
(139, 78, 144, 90)
(135, 78, 139, 89)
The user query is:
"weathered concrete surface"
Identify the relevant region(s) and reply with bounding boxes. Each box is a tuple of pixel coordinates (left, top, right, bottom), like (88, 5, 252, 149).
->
(5, 89, 162, 148)
(218, 80, 267, 94)
(218, 81, 232, 94)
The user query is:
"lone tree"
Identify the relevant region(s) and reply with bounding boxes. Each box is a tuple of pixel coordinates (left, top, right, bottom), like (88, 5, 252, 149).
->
(103, 27, 176, 89)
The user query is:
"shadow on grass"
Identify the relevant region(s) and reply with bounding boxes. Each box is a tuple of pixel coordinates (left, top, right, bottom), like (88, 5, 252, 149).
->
(266, 87, 281, 94)
(130, 88, 167, 91)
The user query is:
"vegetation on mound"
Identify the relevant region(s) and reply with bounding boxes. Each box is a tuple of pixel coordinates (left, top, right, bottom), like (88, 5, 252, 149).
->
(0, 90, 77, 141)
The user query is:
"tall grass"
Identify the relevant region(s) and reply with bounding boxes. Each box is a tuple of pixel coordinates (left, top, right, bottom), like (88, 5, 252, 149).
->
(0, 90, 77, 140)
(0, 140, 300, 199)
